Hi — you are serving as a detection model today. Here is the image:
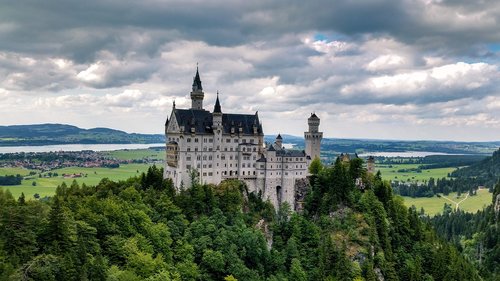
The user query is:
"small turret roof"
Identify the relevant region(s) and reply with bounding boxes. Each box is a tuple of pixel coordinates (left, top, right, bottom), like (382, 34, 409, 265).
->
(309, 113, 319, 119)
(213, 92, 221, 113)
(192, 66, 203, 91)
(276, 133, 282, 140)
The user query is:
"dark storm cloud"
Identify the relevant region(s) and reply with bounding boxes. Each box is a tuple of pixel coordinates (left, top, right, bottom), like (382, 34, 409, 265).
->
(2, 0, 500, 61)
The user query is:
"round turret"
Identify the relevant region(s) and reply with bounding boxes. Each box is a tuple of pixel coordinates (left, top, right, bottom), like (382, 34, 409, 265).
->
(308, 113, 320, 133)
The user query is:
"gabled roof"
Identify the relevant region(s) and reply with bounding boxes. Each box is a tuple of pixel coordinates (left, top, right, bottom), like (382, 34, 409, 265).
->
(171, 109, 264, 135)
(276, 150, 306, 157)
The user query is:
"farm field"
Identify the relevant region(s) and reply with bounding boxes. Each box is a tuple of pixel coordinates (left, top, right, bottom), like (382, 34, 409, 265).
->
(403, 188, 493, 216)
(376, 163, 456, 183)
(0, 163, 152, 199)
(106, 148, 165, 161)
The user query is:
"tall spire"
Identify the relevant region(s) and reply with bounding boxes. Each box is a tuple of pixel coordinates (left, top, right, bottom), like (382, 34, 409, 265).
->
(213, 91, 221, 113)
(190, 65, 205, 110)
(192, 65, 202, 91)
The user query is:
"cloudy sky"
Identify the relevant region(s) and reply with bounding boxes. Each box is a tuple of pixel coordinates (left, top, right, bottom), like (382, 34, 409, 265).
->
(1, 0, 500, 141)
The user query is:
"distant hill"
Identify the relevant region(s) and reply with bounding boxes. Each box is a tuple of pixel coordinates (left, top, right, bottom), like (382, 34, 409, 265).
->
(451, 148, 500, 188)
(0, 124, 165, 146)
(265, 134, 500, 155)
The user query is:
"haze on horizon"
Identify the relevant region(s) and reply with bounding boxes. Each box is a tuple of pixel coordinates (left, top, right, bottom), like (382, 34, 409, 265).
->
(1, 0, 500, 142)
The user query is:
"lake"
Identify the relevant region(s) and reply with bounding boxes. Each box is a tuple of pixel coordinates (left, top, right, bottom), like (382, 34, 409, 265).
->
(358, 151, 463, 157)
(0, 143, 165, 154)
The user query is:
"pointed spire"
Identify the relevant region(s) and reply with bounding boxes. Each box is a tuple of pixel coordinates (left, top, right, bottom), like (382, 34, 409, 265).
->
(276, 133, 282, 140)
(213, 91, 222, 113)
(173, 100, 176, 109)
(192, 65, 203, 91)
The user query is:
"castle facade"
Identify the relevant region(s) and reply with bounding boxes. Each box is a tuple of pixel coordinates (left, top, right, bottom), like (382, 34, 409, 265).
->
(164, 68, 323, 208)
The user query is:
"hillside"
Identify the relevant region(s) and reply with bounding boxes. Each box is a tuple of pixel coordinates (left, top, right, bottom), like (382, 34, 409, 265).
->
(0, 124, 164, 146)
(0, 163, 483, 280)
(451, 148, 500, 188)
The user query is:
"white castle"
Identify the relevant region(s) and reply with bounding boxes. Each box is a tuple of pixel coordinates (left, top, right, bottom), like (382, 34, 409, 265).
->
(164, 68, 323, 208)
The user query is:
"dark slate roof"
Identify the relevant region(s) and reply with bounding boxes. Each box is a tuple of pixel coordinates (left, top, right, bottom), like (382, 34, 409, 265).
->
(213, 93, 221, 113)
(173, 109, 263, 135)
(276, 133, 282, 140)
(309, 113, 319, 119)
(276, 150, 306, 157)
(192, 67, 203, 91)
(256, 155, 267, 162)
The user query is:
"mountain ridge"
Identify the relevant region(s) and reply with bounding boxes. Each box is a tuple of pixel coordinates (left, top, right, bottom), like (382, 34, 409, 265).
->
(0, 123, 164, 146)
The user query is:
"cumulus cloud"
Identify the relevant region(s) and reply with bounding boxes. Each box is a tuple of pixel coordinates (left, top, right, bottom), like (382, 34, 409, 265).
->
(0, 1, 499, 140)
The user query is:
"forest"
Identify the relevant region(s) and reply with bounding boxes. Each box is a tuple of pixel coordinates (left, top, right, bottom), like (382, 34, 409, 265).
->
(392, 148, 500, 198)
(0, 157, 490, 281)
(427, 181, 500, 280)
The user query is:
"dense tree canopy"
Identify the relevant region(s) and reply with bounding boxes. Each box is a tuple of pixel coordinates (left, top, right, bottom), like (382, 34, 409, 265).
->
(0, 163, 485, 280)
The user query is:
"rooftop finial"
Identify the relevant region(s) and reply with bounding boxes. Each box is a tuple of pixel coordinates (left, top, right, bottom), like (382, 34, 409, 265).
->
(173, 100, 176, 109)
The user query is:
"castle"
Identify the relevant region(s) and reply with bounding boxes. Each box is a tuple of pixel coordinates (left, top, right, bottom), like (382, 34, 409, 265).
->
(164, 68, 323, 208)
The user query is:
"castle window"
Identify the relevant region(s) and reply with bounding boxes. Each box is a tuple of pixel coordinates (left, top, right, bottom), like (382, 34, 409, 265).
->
(253, 147, 256, 151)
(203, 172, 207, 176)
(186, 165, 191, 169)
(250, 139, 254, 143)
(208, 172, 213, 176)
(195, 138, 199, 142)
(203, 164, 206, 168)
(242, 171, 245, 175)
(209, 156, 212, 160)
(195, 148, 198, 152)
(209, 139, 213, 143)
(234, 139, 238, 143)
(197, 164, 200, 168)
(208, 164, 212, 168)
(253, 171, 256, 175)
(186, 156, 191, 161)
(187, 148, 191, 152)
(187, 138, 191, 142)
(226, 139, 230, 143)
(197, 155, 201, 160)
(221, 155, 225, 160)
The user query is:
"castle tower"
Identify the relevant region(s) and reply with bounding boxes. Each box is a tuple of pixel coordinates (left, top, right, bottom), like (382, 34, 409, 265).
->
(304, 113, 323, 160)
(190, 66, 204, 110)
(367, 156, 375, 174)
(275, 134, 283, 149)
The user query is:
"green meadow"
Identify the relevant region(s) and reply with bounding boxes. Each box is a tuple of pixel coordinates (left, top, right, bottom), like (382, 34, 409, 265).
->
(106, 148, 165, 160)
(0, 163, 152, 199)
(403, 189, 493, 216)
(376, 164, 456, 182)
